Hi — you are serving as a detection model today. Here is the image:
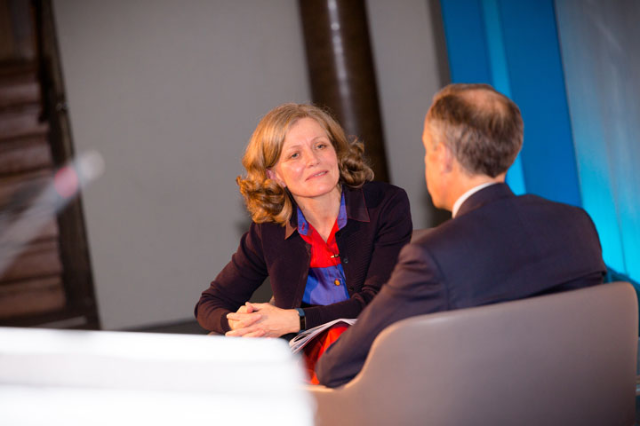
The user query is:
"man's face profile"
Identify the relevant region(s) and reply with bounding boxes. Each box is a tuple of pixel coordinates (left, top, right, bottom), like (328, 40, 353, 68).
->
(422, 118, 444, 209)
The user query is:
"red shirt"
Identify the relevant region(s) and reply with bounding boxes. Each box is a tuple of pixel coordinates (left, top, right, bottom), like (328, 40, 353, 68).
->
(297, 192, 350, 305)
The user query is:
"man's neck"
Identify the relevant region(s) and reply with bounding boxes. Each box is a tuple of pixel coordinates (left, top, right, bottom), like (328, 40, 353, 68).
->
(452, 182, 499, 217)
(446, 172, 506, 213)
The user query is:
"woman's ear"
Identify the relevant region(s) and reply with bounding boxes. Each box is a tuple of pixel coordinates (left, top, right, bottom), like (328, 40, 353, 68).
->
(266, 168, 285, 187)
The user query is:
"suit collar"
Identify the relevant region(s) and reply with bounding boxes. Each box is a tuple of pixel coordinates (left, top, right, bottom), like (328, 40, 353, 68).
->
(452, 182, 497, 217)
(456, 183, 515, 217)
(343, 184, 371, 223)
(284, 185, 369, 239)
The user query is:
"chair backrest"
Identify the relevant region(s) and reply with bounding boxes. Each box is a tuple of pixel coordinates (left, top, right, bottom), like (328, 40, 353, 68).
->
(310, 282, 638, 426)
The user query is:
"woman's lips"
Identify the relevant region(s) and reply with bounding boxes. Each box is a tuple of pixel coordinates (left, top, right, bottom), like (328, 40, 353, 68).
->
(306, 170, 328, 181)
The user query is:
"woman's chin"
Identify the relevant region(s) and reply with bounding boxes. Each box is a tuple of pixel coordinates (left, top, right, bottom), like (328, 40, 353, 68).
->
(293, 184, 340, 200)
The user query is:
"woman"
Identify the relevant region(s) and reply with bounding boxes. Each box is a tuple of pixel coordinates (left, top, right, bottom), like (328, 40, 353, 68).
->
(195, 103, 412, 339)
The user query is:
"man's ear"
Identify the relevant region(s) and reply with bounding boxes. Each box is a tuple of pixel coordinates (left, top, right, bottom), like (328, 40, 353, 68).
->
(266, 168, 285, 187)
(439, 144, 455, 173)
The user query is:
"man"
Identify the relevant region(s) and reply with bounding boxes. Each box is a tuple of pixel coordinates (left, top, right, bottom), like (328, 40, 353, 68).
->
(315, 83, 606, 388)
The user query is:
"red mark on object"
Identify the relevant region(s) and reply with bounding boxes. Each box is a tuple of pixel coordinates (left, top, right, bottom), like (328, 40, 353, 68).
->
(54, 167, 79, 199)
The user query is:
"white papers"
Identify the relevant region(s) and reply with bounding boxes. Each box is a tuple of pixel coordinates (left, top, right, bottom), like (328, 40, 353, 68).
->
(289, 318, 357, 354)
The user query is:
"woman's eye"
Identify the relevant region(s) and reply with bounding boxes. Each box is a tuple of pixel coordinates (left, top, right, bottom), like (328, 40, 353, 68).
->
(289, 152, 299, 159)
(317, 143, 327, 149)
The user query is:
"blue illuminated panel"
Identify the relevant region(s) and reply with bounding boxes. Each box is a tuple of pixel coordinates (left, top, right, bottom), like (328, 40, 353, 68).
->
(439, 0, 582, 205)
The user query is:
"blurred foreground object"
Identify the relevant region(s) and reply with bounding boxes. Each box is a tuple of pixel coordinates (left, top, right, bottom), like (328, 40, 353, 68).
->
(0, 0, 101, 328)
(0, 151, 104, 277)
(0, 327, 313, 425)
(0, 151, 103, 322)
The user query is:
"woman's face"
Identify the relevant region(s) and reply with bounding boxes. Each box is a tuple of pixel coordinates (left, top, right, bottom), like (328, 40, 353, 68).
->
(269, 117, 340, 203)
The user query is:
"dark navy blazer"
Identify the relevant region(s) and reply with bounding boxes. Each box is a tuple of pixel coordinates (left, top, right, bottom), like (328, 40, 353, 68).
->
(316, 183, 607, 387)
(195, 181, 412, 334)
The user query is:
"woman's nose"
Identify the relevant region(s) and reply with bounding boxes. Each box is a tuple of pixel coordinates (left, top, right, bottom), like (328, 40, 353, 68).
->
(304, 150, 319, 166)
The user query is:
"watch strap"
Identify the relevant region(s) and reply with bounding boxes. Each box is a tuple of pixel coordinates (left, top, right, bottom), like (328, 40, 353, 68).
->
(296, 307, 306, 332)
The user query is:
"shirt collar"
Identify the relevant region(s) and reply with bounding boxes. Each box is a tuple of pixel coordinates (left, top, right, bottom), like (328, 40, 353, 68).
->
(296, 191, 347, 237)
(452, 182, 498, 218)
(285, 185, 369, 238)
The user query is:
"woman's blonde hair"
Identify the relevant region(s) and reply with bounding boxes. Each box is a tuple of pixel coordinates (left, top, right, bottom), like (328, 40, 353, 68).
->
(236, 103, 374, 225)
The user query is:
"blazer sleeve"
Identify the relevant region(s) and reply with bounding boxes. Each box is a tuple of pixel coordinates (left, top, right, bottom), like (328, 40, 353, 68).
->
(194, 222, 269, 333)
(303, 186, 413, 329)
(315, 242, 448, 388)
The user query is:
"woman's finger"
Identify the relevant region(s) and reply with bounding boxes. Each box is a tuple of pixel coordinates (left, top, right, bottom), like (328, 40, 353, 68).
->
(227, 313, 261, 328)
(239, 314, 262, 328)
(243, 329, 266, 338)
(226, 323, 263, 337)
(227, 312, 259, 321)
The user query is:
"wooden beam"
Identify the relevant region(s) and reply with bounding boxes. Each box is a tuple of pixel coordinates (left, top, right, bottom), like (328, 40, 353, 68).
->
(299, 0, 389, 182)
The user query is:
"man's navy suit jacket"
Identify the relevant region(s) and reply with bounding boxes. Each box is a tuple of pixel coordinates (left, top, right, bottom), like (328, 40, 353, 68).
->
(316, 183, 607, 388)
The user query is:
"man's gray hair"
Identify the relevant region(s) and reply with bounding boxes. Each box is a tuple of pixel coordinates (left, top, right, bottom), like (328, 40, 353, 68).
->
(426, 83, 523, 177)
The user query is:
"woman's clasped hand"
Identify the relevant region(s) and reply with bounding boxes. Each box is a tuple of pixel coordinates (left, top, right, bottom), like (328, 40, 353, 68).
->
(226, 302, 299, 338)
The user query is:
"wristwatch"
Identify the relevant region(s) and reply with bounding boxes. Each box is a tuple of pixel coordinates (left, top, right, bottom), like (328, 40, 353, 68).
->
(296, 308, 306, 332)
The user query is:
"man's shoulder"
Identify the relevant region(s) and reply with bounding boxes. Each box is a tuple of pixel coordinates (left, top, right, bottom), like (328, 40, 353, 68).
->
(463, 190, 591, 222)
(409, 222, 458, 254)
(411, 193, 594, 250)
(404, 223, 458, 265)
(515, 194, 593, 223)
(517, 193, 580, 208)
